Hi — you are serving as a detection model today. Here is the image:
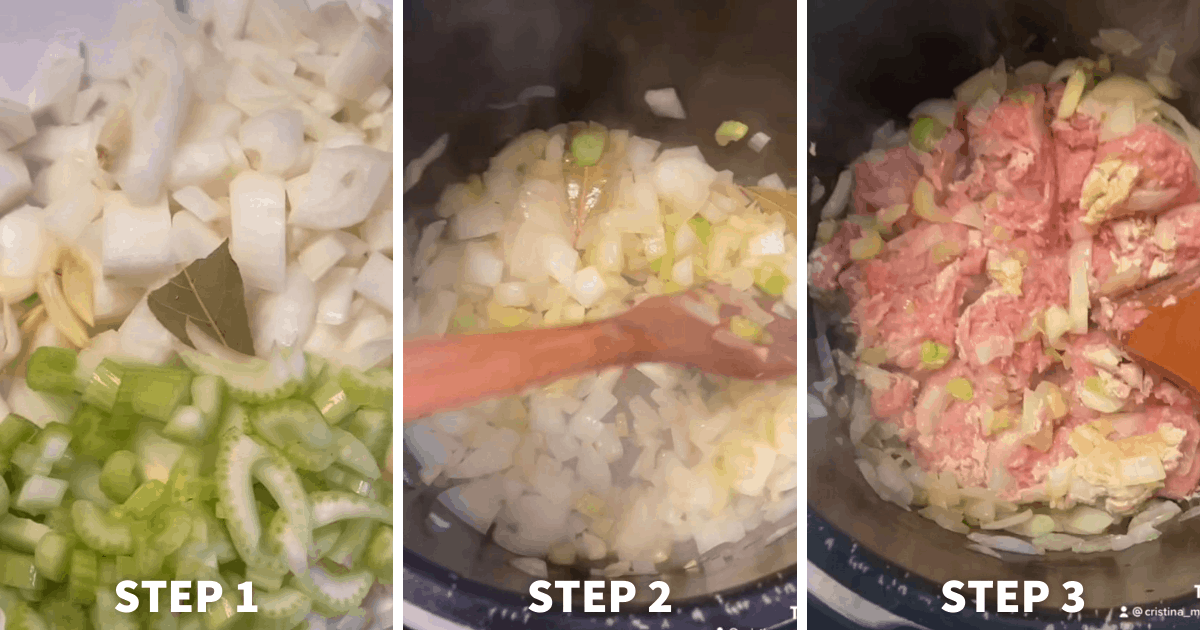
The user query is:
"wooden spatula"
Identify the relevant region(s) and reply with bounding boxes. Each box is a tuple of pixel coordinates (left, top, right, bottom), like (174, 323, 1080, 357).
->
(403, 283, 797, 419)
(1110, 265, 1200, 401)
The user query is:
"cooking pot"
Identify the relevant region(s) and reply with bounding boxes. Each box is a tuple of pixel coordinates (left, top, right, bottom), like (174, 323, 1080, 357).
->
(402, 0, 798, 628)
(808, 0, 1200, 627)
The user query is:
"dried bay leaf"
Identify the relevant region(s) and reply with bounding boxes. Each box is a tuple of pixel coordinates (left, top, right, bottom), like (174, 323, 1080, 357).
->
(147, 240, 255, 356)
(744, 186, 798, 233)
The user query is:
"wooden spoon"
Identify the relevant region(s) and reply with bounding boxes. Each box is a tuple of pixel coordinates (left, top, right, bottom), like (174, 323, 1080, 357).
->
(403, 283, 796, 419)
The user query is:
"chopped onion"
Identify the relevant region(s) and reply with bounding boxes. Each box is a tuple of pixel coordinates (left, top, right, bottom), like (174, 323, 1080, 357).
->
(747, 132, 771, 153)
(1068, 237, 1091, 334)
(229, 170, 287, 292)
(644, 87, 686, 119)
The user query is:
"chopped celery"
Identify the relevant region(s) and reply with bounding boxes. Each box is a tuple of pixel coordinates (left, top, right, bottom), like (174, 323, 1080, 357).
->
(910, 116, 948, 152)
(256, 586, 312, 621)
(13, 476, 68, 514)
(755, 266, 788, 296)
(320, 465, 376, 498)
(179, 349, 300, 404)
(366, 525, 392, 580)
(314, 524, 343, 557)
(164, 405, 210, 444)
(325, 519, 376, 568)
(339, 367, 390, 411)
(12, 424, 72, 477)
(920, 340, 952, 370)
(346, 408, 390, 462)
(688, 215, 713, 245)
(245, 562, 288, 593)
(330, 428, 380, 480)
(715, 120, 749, 146)
(252, 399, 337, 471)
(121, 480, 168, 520)
(310, 491, 391, 528)
(72, 500, 133, 555)
(93, 587, 139, 630)
(123, 366, 193, 423)
(947, 378, 974, 402)
(310, 379, 356, 425)
(0, 414, 38, 453)
(190, 374, 224, 428)
(69, 404, 126, 461)
(67, 549, 96, 605)
(0, 515, 51, 553)
(39, 591, 88, 629)
(293, 565, 373, 616)
(570, 130, 606, 167)
(81, 360, 123, 411)
(33, 532, 73, 582)
(0, 477, 8, 515)
(0, 549, 43, 590)
(99, 450, 138, 503)
(26, 347, 79, 396)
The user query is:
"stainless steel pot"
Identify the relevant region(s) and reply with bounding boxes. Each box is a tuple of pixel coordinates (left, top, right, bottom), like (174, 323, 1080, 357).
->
(402, 0, 798, 627)
(809, 0, 1200, 626)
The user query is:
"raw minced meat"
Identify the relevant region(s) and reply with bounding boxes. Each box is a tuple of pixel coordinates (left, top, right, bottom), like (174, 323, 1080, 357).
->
(812, 71, 1200, 532)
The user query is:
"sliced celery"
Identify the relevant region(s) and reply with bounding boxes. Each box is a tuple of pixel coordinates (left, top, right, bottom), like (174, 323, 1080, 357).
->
(366, 525, 392, 581)
(69, 404, 125, 461)
(310, 379, 356, 425)
(330, 428, 380, 480)
(121, 480, 168, 520)
(245, 561, 287, 593)
(39, 591, 88, 629)
(33, 532, 73, 582)
(0, 477, 8, 515)
(123, 366, 193, 423)
(0, 549, 43, 590)
(251, 399, 337, 472)
(191, 373, 224, 427)
(179, 349, 300, 404)
(72, 500, 133, 555)
(309, 491, 391, 528)
(99, 450, 138, 503)
(0, 515, 51, 553)
(26, 347, 79, 397)
(0, 414, 38, 453)
(93, 587, 139, 630)
(325, 519, 376, 568)
(338, 367, 392, 411)
(13, 476, 68, 514)
(345, 408, 390, 462)
(81, 360, 123, 412)
(67, 548, 96, 605)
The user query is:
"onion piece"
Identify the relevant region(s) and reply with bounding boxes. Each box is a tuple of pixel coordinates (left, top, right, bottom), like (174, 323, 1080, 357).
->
(644, 88, 686, 119)
(229, 170, 287, 292)
(748, 132, 771, 153)
(353, 252, 392, 313)
(292, 145, 391, 229)
(1068, 237, 1091, 334)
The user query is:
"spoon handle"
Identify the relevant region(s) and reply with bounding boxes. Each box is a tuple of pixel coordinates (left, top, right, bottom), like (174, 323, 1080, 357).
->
(403, 320, 637, 419)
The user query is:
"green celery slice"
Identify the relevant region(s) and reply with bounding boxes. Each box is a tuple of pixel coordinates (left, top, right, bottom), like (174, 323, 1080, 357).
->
(251, 399, 337, 471)
(292, 564, 373, 616)
(345, 408, 390, 462)
(366, 525, 392, 581)
(0, 414, 38, 453)
(69, 404, 126, 461)
(81, 360, 123, 412)
(123, 366, 193, 423)
(310, 378, 356, 425)
(25, 348, 78, 397)
(32, 532, 73, 582)
(99, 450, 138, 503)
(330, 428, 380, 479)
(338, 367, 392, 411)
(309, 491, 391, 528)
(13, 476, 67, 514)
(325, 518, 376, 568)
(0, 515, 51, 553)
(0, 549, 43, 590)
(67, 548, 96, 605)
(179, 349, 300, 404)
(71, 500, 133, 555)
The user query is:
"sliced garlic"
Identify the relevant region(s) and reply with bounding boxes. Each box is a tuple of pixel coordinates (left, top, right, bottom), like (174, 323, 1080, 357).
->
(38, 273, 89, 347)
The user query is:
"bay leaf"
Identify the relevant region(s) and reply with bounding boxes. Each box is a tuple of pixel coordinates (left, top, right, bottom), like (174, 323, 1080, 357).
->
(744, 186, 798, 233)
(147, 240, 255, 356)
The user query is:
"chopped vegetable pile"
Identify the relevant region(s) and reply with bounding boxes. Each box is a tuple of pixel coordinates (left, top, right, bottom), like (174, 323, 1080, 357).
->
(0, 0, 394, 627)
(404, 118, 797, 578)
